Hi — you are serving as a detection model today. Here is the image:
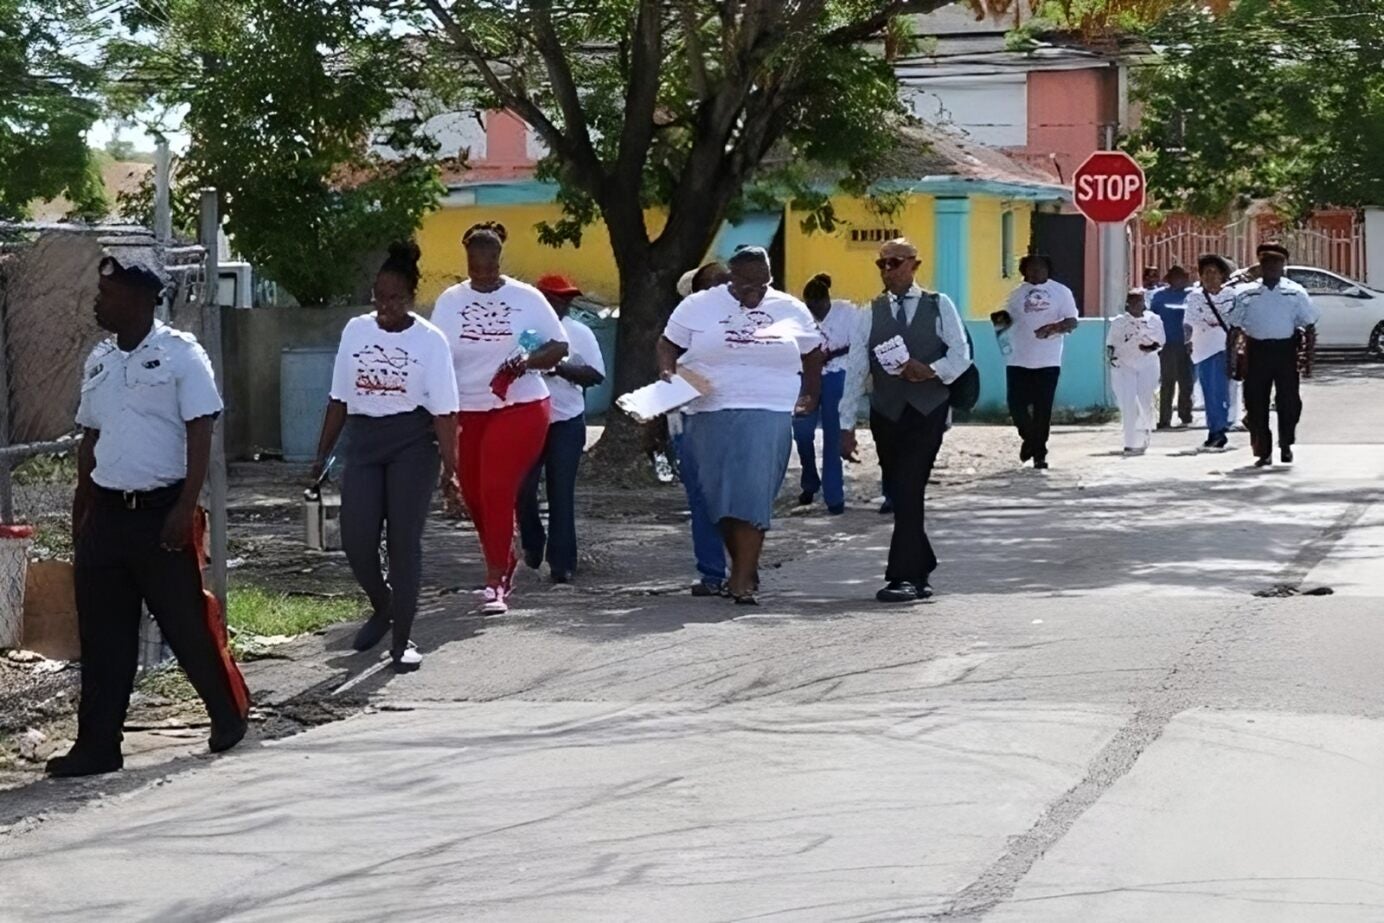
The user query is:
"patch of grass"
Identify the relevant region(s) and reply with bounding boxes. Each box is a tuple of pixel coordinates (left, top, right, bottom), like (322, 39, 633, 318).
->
(227, 587, 361, 639)
(136, 663, 198, 703)
(11, 454, 77, 486)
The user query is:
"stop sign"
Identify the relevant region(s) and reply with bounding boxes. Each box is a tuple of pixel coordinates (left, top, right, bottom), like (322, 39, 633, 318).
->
(1072, 151, 1145, 223)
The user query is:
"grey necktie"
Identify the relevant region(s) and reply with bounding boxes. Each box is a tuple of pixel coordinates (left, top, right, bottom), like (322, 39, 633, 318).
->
(894, 295, 908, 324)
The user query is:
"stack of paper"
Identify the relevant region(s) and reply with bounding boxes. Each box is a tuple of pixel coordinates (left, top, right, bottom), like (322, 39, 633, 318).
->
(616, 370, 711, 423)
(872, 335, 910, 375)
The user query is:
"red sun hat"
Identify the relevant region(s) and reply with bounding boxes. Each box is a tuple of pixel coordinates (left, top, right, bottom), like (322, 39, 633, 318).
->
(534, 274, 582, 298)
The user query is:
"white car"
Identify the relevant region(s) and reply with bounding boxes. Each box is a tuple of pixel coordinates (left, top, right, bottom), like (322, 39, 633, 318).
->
(1230, 265, 1384, 355)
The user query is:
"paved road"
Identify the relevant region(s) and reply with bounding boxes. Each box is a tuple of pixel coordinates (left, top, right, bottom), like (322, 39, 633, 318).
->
(3, 363, 1382, 922)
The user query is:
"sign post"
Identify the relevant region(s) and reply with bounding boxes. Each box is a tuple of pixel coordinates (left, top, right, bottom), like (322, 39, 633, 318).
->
(1072, 151, 1146, 318)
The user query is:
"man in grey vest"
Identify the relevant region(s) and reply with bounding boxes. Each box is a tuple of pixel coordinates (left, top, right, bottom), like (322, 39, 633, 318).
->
(839, 239, 972, 603)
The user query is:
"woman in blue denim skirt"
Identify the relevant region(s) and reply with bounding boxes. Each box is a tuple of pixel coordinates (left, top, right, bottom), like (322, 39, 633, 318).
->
(656, 248, 824, 605)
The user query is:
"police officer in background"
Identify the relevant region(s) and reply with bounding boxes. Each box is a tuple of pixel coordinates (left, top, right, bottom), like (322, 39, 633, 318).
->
(1227, 242, 1320, 468)
(46, 253, 249, 778)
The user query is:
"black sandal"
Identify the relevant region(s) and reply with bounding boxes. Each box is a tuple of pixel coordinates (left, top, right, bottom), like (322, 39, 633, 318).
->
(733, 593, 759, 606)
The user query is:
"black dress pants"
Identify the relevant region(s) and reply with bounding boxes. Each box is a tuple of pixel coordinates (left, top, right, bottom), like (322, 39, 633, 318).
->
(1244, 337, 1302, 459)
(1006, 366, 1061, 462)
(73, 491, 242, 754)
(870, 403, 948, 586)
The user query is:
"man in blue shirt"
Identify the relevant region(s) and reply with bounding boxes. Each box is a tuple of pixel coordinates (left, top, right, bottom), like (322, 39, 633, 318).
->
(1149, 265, 1194, 429)
(1227, 242, 1320, 467)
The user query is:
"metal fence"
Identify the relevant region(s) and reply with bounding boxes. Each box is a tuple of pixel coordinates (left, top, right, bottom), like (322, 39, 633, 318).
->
(1134, 210, 1366, 281)
(0, 219, 226, 665)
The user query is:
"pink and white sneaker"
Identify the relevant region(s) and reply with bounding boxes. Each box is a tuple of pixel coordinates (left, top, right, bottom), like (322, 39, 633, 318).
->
(480, 585, 508, 615)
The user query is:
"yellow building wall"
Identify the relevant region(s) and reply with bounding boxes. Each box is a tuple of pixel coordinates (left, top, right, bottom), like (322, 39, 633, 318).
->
(784, 196, 937, 305)
(416, 202, 630, 305)
(968, 198, 1033, 317)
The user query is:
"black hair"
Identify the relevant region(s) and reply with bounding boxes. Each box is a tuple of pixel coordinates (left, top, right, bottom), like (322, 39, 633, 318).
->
(803, 272, 832, 303)
(378, 240, 422, 295)
(1166, 264, 1189, 278)
(1019, 252, 1052, 274)
(1197, 253, 1232, 275)
(728, 246, 770, 270)
(462, 221, 508, 252)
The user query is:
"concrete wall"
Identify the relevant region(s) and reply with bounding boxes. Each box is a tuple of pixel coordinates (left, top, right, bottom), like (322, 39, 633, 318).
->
(222, 304, 379, 459)
(966, 317, 1112, 413)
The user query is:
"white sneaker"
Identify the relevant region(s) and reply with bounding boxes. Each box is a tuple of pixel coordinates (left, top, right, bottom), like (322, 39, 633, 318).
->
(390, 641, 422, 673)
(480, 586, 508, 614)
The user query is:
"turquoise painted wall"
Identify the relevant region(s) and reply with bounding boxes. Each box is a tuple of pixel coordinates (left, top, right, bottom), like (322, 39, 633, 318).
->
(966, 318, 1112, 414)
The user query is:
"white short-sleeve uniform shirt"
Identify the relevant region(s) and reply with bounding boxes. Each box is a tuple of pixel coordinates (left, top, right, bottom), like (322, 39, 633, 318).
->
(546, 315, 606, 423)
(431, 277, 570, 412)
(76, 321, 224, 492)
(662, 285, 822, 414)
(1003, 280, 1081, 369)
(329, 313, 460, 417)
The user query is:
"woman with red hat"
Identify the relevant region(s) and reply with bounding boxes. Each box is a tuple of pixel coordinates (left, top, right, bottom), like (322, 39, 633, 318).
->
(517, 274, 605, 583)
(432, 224, 569, 613)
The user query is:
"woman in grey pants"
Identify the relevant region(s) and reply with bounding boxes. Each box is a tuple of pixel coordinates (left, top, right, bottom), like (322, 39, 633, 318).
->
(312, 242, 460, 672)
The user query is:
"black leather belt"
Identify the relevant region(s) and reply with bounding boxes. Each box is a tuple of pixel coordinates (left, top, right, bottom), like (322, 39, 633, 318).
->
(94, 482, 185, 510)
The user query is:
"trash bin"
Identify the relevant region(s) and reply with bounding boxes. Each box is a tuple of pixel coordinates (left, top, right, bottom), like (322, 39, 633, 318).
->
(0, 524, 34, 650)
(571, 307, 616, 417)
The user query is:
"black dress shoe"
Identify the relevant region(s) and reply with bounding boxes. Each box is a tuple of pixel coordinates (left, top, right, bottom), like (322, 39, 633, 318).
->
(797, 491, 815, 507)
(523, 547, 543, 570)
(1020, 443, 1033, 463)
(209, 717, 248, 754)
(875, 581, 919, 603)
(551, 571, 573, 584)
(1281, 447, 1294, 464)
(1254, 456, 1273, 468)
(1033, 459, 1050, 470)
(919, 584, 935, 599)
(351, 612, 391, 652)
(46, 747, 123, 778)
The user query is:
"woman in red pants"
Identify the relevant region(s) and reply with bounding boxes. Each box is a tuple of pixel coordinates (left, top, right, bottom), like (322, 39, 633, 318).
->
(432, 223, 569, 613)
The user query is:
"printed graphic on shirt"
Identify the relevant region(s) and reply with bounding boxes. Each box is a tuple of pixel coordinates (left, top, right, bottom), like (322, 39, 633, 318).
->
(352, 344, 413, 396)
(719, 309, 779, 347)
(458, 300, 516, 342)
(1023, 288, 1053, 314)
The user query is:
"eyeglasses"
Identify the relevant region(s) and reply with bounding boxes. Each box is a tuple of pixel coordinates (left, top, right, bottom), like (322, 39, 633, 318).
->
(875, 257, 912, 271)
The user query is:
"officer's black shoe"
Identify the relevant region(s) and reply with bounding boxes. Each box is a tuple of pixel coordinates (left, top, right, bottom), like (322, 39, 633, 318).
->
(1281, 447, 1294, 464)
(46, 747, 123, 778)
(875, 581, 920, 604)
(209, 718, 248, 754)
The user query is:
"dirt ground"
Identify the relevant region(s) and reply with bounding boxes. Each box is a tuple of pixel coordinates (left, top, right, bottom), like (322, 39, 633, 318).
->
(0, 422, 1025, 790)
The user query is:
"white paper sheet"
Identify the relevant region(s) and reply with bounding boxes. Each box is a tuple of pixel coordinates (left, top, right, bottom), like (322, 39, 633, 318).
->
(872, 335, 910, 375)
(616, 373, 708, 423)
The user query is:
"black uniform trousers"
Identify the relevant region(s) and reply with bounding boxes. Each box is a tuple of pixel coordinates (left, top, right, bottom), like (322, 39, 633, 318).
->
(1006, 366, 1061, 462)
(870, 402, 948, 587)
(73, 487, 241, 754)
(1243, 337, 1302, 459)
(1158, 346, 1196, 427)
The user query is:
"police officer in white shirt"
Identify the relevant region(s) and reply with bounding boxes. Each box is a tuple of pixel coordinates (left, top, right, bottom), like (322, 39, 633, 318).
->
(47, 254, 248, 778)
(517, 274, 606, 584)
(839, 238, 972, 603)
(1227, 242, 1320, 467)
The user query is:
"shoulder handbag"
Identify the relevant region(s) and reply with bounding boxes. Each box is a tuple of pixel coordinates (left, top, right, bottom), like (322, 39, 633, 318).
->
(946, 327, 981, 412)
(1204, 290, 1247, 382)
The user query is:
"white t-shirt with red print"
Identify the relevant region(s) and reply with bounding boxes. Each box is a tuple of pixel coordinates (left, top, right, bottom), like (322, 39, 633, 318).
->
(1002, 279, 1080, 369)
(431, 277, 570, 412)
(662, 284, 822, 414)
(329, 313, 460, 417)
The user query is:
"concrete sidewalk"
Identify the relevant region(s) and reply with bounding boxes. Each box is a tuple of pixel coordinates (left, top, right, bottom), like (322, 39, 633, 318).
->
(2, 368, 1381, 922)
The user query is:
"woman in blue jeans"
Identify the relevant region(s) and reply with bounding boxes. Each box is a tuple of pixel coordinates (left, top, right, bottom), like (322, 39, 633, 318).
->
(793, 274, 855, 514)
(1183, 253, 1236, 451)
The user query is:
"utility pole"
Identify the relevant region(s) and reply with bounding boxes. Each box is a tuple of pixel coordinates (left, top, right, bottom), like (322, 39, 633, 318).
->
(199, 190, 228, 613)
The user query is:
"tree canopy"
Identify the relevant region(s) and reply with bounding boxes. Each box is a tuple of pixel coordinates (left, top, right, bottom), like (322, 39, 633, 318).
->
(107, 0, 450, 304)
(1127, 0, 1384, 217)
(0, 1, 106, 220)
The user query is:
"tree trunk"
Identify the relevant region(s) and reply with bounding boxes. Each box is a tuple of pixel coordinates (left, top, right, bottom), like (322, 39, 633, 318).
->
(584, 262, 683, 481)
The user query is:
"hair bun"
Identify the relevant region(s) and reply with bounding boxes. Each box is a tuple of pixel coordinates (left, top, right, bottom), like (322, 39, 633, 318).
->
(388, 240, 422, 267)
(811, 272, 832, 288)
(488, 222, 508, 243)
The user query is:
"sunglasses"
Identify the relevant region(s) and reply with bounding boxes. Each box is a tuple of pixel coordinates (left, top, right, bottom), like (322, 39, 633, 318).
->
(875, 257, 912, 271)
